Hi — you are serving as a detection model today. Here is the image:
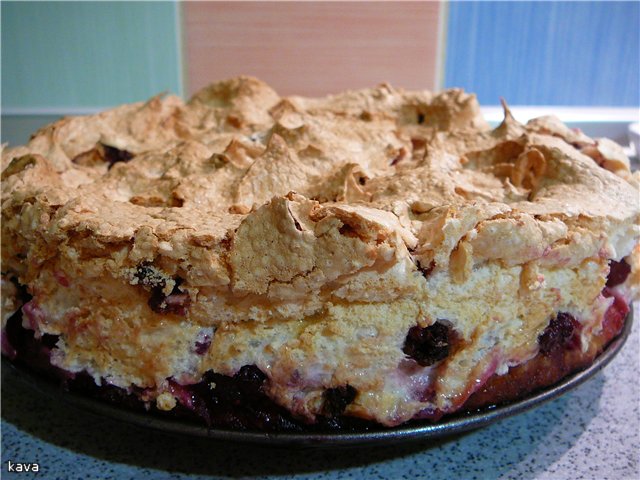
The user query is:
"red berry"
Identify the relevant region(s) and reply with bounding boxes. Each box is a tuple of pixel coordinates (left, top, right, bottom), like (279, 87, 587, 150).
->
(538, 312, 579, 355)
(322, 385, 357, 417)
(403, 321, 452, 366)
(606, 259, 631, 287)
(602, 288, 629, 338)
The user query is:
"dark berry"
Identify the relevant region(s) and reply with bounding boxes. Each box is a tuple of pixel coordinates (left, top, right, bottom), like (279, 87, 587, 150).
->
(103, 144, 134, 168)
(3, 298, 70, 379)
(41, 334, 59, 349)
(148, 276, 191, 315)
(54, 271, 70, 287)
(234, 364, 267, 390)
(322, 385, 357, 417)
(418, 260, 436, 278)
(403, 321, 452, 366)
(134, 263, 166, 289)
(606, 259, 631, 287)
(194, 335, 211, 355)
(1, 330, 17, 359)
(538, 312, 579, 355)
(148, 288, 190, 315)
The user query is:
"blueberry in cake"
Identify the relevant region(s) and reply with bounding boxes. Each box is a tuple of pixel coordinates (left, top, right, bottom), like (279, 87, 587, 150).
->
(1, 77, 638, 431)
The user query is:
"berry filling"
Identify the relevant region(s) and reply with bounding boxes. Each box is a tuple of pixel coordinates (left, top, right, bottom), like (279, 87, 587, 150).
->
(133, 266, 191, 316)
(403, 321, 455, 366)
(601, 287, 630, 339)
(194, 334, 212, 355)
(148, 287, 190, 316)
(465, 287, 630, 411)
(167, 368, 371, 431)
(606, 259, 631, 287)
(321, 385, 357, 417)
(1, 330, 17, 360)
(134, 263, 168, 288)
(537, 312, 580, 355)
(1, 277, 631, 432)
(3, 299, 374, 432)
(3, 300, 69, 380)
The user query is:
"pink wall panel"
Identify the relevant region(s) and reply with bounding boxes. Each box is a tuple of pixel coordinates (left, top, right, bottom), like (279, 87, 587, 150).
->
(183, 1, 441, 98)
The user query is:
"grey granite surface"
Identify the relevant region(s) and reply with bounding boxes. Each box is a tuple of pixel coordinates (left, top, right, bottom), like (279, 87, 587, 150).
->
(1, 306, 638, 480)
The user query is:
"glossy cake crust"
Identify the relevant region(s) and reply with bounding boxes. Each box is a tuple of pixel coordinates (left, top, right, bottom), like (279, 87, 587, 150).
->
(1, 77, 639, 428)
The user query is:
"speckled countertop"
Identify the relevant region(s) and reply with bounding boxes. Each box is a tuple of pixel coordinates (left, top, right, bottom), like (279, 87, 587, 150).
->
(2, 305, 638, 480)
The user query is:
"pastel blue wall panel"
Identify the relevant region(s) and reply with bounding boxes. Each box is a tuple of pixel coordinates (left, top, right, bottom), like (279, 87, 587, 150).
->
(445, 1, 639, 106)
(1, 1, 182, 110)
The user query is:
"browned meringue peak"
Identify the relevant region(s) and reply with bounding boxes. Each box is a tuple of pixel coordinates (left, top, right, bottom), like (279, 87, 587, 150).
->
(286, 82, 488, 129)
(233, 134, 312, 210)
(525, 114, 594, 148)
(187, 76, 281, 132)
(412, 100, 521, 160)
(285, 82, 417, 118)
(228, 118, 407, 211)
(0, 77, 278, 177)
(357, 114, 526, 216)
(580, 137, 631, 176)
(359, 115, 637, 276)
(11, 96, 186, 174)
(228, 193, 419, 301)
(524, 114, 635, 182)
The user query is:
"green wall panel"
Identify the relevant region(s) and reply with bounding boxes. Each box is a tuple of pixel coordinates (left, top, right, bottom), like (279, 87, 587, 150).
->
(1, 1, 182, 110)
